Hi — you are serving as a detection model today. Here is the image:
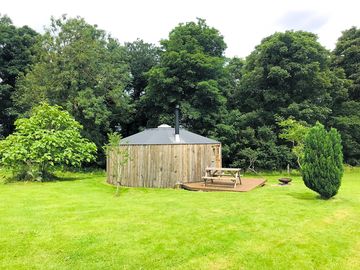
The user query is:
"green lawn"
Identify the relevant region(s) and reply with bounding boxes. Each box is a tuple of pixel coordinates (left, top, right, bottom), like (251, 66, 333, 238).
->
(0, 168, 359, 270)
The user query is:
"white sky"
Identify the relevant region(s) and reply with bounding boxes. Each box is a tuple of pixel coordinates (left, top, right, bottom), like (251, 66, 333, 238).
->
(1, 0, 359, 58)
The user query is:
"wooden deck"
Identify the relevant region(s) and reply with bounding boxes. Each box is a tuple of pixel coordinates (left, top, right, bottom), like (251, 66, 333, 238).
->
(182, 178, 266, 192)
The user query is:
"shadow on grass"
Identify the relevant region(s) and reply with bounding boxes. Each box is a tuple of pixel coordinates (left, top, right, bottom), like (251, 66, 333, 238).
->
(288, 191, 340, 201)
(1, 175, 81, 184)
(52, 176, 80, 182)
(114, 187, 131, 196)
(287, 191, 318, 200)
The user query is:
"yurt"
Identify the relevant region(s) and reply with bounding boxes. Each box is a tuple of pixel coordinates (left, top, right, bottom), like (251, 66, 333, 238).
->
(107, 109, 221, 188)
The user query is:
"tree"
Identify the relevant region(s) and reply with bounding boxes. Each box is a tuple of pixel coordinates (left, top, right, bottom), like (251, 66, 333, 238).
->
(331, 101, 360, 165)
(123, 39, 160, 134)
(13, 16, 131, 158)
(220, 57, 245, 109)
(212, 110, 292, 170)
(333, 27, 360, 100)
(239, 147, 259, 173)
(125, 39, 160, 101)
(103, 132, 128, 196)
(331, 27, 360, 165)
(238, 30, 347, 124)
(0, 103, 97, 180)
(278, 118, 310, 168)
(225, 30, 348, 169)
(143, 18, 227, 136)
(302, 123, 343, 199)
(0, 14, 38, 137)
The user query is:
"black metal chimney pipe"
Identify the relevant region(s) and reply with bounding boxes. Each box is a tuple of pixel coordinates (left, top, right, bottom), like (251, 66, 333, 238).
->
(175, 105, 180, 135)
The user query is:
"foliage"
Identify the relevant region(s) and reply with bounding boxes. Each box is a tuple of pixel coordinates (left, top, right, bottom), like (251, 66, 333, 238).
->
(123, 39, 160, 135)
(103, 132, 128, 169)
(103, 132, 121, 154)
(222, 57, 245, 108)
(144, 18, 227, 135)
(2, 13, 360, 167)
(0, 103, 96, 180)
(212, 110, 292, 171)
(302, 123, 343, 199)
(331, 27, 360, 165)
(239, 147, 259, 173)
(103, 132, 128, 195)
(12, 15, 131, 159)
(222, 30, 349, 169)
(0, 14, 38, 137)
(331, 101, 360, 165)
(125, 39, 160, 101)
(333, 27, 360, 100)
(237, 31, 344, 124)
(278, 118, 310, 168)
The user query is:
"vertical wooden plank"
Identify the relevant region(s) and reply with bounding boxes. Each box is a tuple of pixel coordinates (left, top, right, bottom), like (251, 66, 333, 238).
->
(132, 145, 136, 187)
(175, 145, 181, 187)
(153, 145, 158, 187)
(148, 145, 152, 187)
(171, 144, 176, 187)
(162, 145, 168, 187)
(143, 145, 147, 187)
(155, 145, 160, 187)
(140, 145, 145, 187)
(188, 145, 192, 182)
(195, 144, 199, 183)
(182, 145, 187, 183)
(167, 144, 172, 187)
(127, 145, 132, 186)
(218, 144, 222, 167)
(158, 145, 162, 187)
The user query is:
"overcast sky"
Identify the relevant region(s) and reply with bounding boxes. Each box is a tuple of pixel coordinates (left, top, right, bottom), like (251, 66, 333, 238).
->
(2, 0, 359, 57)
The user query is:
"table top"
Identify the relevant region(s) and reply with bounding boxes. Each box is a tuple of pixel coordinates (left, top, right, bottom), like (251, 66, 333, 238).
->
(205, 167, 241, 172)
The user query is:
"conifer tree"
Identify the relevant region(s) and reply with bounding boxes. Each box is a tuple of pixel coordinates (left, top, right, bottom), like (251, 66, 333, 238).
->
(302, 123, 343, 199)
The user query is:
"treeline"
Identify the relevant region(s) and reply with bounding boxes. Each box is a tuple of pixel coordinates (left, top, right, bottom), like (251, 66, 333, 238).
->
(1, 15, 359, 170)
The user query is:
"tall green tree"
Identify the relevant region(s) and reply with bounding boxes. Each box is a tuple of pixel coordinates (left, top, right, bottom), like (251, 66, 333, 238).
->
(124, 39, 160, 134)
(333, 27, 360, 100)
(331, 27, 360, 165)
(0, 15, 38, 137)
(238, 31, 346, 124)
(125, 39, 160, 101)
(224, 31, 348, 169)
(143, 18, 227, 135)
(13, 16, 131, 158)
(221, 57, 245, 108)
(331, 101, 360, 165)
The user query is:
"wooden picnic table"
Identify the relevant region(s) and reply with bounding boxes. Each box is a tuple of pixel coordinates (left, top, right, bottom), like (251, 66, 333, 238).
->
(202, 167, 242, 188)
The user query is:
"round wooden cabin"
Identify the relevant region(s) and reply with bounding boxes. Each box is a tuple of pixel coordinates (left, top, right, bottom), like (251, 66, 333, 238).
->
(106, 124, 222, 188)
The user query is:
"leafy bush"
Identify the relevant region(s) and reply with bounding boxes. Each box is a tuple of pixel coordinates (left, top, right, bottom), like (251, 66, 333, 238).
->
(0, 103, 97, 181)
(302, 123, 343, 199)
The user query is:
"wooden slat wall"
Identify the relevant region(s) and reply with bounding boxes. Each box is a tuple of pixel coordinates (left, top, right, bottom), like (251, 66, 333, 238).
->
(107, 143, 222, 188)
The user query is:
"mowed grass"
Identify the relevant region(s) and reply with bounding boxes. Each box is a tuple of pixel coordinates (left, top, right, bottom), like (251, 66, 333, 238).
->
(0, 168, 360, 270)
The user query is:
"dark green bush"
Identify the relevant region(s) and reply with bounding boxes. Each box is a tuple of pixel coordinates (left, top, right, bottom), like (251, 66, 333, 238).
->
(302, 123, 343, 199)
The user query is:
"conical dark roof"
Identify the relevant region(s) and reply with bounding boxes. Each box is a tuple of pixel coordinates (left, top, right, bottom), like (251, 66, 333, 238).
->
(121, 125, 220, 145)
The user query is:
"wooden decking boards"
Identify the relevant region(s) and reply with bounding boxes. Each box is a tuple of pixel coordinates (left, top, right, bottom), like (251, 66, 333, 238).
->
(182, 178, 266, 192)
